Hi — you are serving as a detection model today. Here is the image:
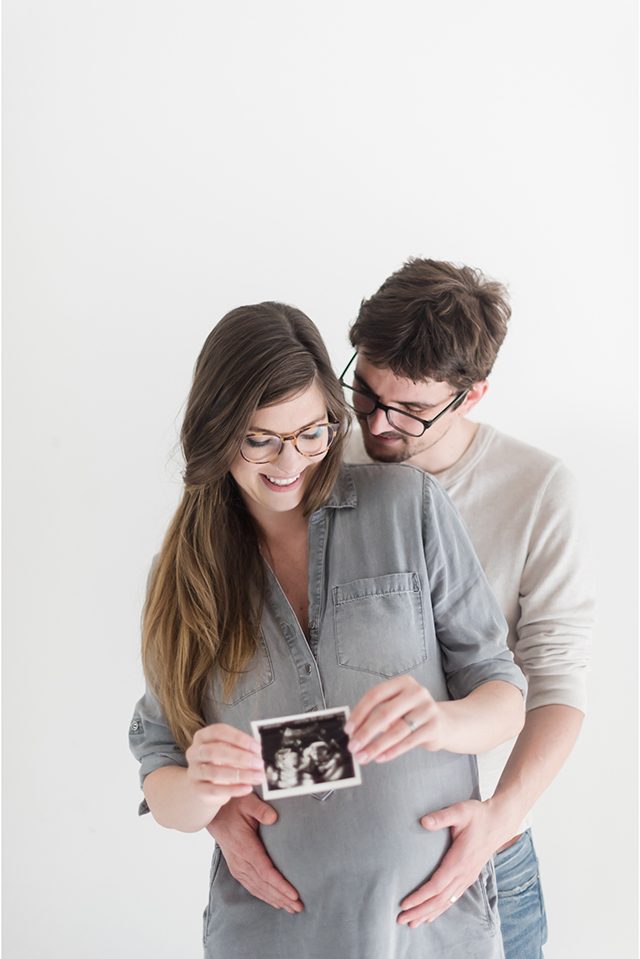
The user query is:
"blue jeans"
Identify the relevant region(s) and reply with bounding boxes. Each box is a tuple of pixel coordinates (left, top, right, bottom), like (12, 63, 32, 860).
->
(494, 830, 548, 959)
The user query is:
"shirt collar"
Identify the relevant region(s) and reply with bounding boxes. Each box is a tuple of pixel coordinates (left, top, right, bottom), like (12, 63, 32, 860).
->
(322, 465, 357, 509)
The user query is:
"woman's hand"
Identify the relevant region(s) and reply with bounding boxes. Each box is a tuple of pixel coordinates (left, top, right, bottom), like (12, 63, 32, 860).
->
(185, 723, 266, 807)
(345, 676, 450, 764)
(346, 677, 524, 763)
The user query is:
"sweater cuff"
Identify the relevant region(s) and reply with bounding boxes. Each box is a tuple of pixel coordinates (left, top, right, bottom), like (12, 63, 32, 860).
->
(525, 670, 588, 713)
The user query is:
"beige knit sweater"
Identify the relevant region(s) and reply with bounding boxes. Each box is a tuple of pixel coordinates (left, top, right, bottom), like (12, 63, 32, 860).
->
(347, 422, 594, 805)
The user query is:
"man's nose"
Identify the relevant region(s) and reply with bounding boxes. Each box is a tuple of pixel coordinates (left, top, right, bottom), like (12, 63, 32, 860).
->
(366, 406, 392, 435)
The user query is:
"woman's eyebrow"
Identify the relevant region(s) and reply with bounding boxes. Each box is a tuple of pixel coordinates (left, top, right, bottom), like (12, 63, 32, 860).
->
(247, 415, 327, 433)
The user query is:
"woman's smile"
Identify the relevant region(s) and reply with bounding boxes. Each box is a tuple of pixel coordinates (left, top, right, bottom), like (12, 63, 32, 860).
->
(259, 471, 304, 491)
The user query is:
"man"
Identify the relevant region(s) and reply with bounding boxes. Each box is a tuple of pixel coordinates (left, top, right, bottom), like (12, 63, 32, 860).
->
(208, 259, 594, 955)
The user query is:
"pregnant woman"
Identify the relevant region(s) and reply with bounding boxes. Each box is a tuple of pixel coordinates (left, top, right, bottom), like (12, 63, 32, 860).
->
(129, 300, 525, 958)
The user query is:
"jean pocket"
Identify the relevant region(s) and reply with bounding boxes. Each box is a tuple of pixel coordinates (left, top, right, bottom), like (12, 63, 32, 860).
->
(494, 832, 540, 898)
(333, 571, 427, 678)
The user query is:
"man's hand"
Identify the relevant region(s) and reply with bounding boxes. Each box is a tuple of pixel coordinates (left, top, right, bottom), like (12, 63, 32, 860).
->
(207, 794, 303, 914)
(397, 798, 514, 928)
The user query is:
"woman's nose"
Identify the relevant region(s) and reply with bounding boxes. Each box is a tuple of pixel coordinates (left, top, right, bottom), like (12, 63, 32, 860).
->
(276, 439, 306, 470)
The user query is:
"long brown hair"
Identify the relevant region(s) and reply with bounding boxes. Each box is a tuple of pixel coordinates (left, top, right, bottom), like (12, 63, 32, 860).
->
(142, 302, 349, 751)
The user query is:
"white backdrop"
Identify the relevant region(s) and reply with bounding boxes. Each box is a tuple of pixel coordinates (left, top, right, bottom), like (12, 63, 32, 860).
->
(3, 2, 637, 957)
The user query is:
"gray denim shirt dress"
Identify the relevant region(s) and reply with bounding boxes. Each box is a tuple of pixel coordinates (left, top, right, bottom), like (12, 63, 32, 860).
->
(130, 464, 526, 959)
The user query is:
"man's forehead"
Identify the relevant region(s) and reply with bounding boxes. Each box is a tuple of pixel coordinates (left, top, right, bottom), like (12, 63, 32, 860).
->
(355, 356, 451, 395)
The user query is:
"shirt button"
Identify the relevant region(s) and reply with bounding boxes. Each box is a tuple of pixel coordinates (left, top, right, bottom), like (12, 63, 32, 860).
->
(304, 664, 312, 675)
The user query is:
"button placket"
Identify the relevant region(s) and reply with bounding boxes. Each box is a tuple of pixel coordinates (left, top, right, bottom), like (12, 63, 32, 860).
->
(265, 572, 324, 714)
(307, 510, 327, 660)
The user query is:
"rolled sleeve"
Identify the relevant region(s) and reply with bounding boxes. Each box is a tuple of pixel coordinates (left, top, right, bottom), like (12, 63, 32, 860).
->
(422, 473, 527, 702)
(129, 686, 187, 816)
(516, 463, 594, 713)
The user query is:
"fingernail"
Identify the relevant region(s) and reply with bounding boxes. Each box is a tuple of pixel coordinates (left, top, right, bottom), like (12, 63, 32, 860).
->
(349, 739, 360, 752)
(422, 815, 436, 827)
(345, 721, 353, 734)
(356, 752, 369, 764)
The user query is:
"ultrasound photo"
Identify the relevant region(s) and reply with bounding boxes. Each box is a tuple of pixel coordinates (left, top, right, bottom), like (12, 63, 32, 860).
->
(251, 706, 362, 799)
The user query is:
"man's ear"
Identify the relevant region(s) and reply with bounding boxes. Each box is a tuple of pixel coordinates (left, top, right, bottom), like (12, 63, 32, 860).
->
(459, 380, 488, 414)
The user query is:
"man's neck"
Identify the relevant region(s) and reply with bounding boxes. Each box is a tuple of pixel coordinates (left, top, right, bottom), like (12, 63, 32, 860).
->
(407, 417, 480, 475)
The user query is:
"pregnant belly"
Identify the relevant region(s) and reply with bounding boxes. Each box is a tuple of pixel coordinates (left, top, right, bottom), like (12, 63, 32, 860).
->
(260, 748, 478, 902)
(204, 751, 498, 959)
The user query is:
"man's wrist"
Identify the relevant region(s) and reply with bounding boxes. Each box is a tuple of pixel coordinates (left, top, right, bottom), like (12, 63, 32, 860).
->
(484, 792, 526, 843)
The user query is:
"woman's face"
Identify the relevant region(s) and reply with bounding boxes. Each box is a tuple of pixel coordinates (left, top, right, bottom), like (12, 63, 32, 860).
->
(229, 380, 331, 521)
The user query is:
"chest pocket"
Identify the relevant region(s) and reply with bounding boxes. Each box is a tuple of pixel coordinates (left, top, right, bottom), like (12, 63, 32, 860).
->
(207, 633, 275, 707)
(333, 572, 427, 678)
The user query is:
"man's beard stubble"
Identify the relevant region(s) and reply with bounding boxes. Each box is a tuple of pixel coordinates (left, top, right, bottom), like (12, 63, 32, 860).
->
(360, 420, 448, 466)
(361, 429, 412, 464)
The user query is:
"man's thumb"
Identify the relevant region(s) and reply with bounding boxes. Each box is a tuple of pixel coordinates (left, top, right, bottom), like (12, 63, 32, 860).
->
(245, 792, 278, 825)
(420, 805, 460, 831)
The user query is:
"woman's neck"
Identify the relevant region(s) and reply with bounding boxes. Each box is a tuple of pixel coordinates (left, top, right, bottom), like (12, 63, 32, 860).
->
(252, 506, 309, 557)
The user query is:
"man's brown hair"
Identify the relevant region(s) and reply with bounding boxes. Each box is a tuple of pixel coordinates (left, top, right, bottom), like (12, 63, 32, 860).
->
(349, 258, 511, 389)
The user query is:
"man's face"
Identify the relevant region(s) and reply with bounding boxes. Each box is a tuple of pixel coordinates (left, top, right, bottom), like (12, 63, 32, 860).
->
(353, 356, 464, 464)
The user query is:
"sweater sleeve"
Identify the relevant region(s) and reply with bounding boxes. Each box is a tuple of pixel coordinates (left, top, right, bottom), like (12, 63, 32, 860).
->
(516, 462, 594, 713)
(422, 473, 527, 702)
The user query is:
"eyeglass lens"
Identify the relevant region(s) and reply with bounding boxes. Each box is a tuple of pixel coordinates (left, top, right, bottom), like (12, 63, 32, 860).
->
(342, 381, 426, 437)
(241, 424, 334, 463)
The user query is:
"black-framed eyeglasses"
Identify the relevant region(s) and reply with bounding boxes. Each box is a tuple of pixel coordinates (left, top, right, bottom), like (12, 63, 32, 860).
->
(338, 353, 469, 438)
(240, 420, 340, 464)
